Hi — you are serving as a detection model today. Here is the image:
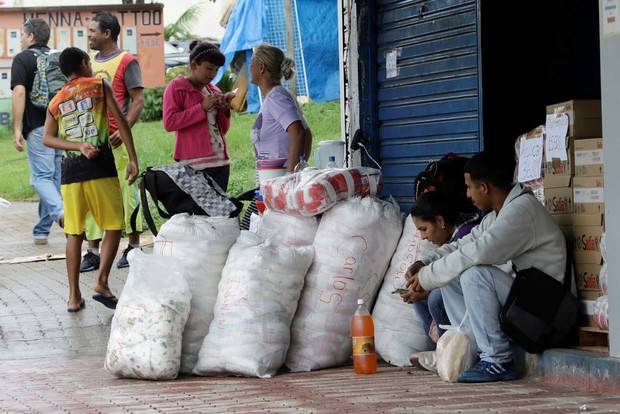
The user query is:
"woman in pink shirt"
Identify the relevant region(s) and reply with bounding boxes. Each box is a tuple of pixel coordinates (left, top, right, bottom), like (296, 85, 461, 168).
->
(163, 41, 232, 190)
(250, 44, 312, 171)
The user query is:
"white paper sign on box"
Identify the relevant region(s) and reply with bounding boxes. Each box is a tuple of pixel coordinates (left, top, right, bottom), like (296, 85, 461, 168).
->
(517, 134, 544, 183)
(545, 113, 569, 162)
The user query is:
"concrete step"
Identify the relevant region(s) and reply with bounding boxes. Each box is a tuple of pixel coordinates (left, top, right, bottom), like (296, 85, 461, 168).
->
(525, 348, 620, 393)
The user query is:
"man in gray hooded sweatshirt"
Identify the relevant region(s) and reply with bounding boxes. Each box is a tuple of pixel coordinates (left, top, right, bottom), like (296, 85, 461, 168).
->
(406, 151, 566, 383)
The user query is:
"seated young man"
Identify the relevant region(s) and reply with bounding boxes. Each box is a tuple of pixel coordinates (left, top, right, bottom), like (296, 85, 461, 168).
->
(405, 151, 566, 383)
(43, 47, 138, 312)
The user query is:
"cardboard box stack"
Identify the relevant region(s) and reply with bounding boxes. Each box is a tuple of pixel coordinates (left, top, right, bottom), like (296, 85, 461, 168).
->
(514, 100, 607, 348)
(544, 100, 605, 332)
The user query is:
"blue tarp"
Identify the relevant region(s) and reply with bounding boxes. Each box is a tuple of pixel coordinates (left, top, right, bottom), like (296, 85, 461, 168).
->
(297, 0, 340, 103)
(217, 0, 339, 112)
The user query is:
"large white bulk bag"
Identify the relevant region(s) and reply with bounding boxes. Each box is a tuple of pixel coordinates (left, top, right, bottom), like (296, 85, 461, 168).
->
(194, 231, 314, 378)
(257, 210, 319, 246)
(153, 213, 240, 374)
(285, 197, 402, 371)
(372, 218, 437, 366)
(105, 250, 191, 380)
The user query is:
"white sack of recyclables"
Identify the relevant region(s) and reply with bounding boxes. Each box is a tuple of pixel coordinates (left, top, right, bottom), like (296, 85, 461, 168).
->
(153, 213, 240, 374)
(257, 209, 319, 246)
(105, 250, 191, 380)
(285, 197, 403, 372)
(373, 218, 438, 366)
(194, 231, 314, 378)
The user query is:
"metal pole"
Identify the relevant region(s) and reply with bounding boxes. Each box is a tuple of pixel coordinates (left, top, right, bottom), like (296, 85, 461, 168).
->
(284, 0, 298, 97)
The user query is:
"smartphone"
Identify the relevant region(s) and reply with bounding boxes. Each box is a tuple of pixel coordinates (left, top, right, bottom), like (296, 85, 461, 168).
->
(391, 288, 409, 295)
(225, 88, 239, 100)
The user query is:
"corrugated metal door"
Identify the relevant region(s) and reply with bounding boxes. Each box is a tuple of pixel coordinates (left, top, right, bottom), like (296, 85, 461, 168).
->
(374, 0, 483, 212)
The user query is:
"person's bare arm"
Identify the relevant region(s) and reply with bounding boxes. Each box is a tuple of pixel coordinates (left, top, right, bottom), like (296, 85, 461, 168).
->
(287, 121, 306, 172)
(12, 85, 26, 151)
(43, 111, 98, 157)
(104, 81, 138, 184)
(303, 127, 313, 162)
(109, 87, 144, 148)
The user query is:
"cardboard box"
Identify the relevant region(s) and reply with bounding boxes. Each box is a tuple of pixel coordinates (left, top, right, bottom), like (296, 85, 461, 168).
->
(552, 214, 574, 238)
(546, 100, 602, 138)
(578, 289, 604, 301)
(573, 224, 603, 264)
(573, 176, 604, 214)
(575, 263, 602, 290)
(542, 176, 573, 214)
(544, 137, 574, 177)
(571, 213, 604, 227)
(574, 138, 603, 177)
(580, 299, 597, 327)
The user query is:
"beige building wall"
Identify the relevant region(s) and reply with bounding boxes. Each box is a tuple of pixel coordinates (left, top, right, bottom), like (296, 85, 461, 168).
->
(9, 0, 226, 39)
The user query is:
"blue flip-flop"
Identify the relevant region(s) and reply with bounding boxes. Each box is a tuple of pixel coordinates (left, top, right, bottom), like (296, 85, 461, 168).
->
(92, 294, 118, 310)
(67, 298, 85, 313)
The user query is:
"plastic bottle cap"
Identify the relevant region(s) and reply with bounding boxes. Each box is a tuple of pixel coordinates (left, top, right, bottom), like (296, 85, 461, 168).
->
(357, 299, 364, 305)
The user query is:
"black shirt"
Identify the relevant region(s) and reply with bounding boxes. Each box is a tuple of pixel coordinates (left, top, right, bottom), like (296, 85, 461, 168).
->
(10, 44, 49, 138)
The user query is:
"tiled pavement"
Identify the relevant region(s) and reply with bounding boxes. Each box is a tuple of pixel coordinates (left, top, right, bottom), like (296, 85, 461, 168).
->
(1, 202, 620, 413)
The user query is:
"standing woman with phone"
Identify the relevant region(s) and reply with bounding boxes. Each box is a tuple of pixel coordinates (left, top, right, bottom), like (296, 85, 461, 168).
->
(163, 41, 233, 190)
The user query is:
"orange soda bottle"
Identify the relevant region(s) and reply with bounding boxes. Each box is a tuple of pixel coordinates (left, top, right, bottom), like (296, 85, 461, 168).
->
(351, 298, 377, 374)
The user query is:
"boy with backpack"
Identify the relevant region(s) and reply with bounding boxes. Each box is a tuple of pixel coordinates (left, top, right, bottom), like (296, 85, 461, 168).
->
(11, 18, 65, 245)
(43, 47, 139, 312)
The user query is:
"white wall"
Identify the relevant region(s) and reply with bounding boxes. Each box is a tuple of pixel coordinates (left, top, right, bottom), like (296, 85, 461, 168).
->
(599, 0, 620, 358)
(14, 0, 226, 40)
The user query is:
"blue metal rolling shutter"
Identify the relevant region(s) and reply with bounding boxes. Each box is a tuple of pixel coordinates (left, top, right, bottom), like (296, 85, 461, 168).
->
(375, 0, 483, 212)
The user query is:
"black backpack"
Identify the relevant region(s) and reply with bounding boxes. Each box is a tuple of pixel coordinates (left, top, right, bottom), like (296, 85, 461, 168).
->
(130, 165, 247, 236)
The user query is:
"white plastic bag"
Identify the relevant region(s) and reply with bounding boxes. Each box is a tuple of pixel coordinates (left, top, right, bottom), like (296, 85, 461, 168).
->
(194, 231, 314, 378)
(436, 314, 476, 383)
(105, 250, 191, 380)
(257, 210, 319, 246)
(285, 197, 402, 372)
(373, 218, 437, 366)
(594, 295, 609, 330)
(600, 262, 608, 295)
(600, 232, 607, 262)
(153, 213, 240, 374)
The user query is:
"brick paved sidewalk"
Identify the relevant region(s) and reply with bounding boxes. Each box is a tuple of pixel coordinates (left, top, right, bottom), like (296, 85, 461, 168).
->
(1, 202, 619, 413)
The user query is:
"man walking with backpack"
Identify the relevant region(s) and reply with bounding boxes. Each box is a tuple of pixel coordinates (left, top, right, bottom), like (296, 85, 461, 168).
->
(11, 18, 64, 245)
(80, 12, 145, 272)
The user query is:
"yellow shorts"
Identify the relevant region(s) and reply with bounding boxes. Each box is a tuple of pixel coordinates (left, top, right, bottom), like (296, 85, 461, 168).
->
(61, 177, 124, 236)
(84, 145, 142, 240)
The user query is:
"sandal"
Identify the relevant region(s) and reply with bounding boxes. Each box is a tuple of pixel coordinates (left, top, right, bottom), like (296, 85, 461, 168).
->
(92, 293, 118, 309)
(67, 298, 86, 313)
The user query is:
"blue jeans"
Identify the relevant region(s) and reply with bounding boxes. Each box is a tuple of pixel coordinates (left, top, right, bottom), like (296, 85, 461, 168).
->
(440, 265, 514, 364)
(27, 127, 63, 238)
(412, 288, 450, 346)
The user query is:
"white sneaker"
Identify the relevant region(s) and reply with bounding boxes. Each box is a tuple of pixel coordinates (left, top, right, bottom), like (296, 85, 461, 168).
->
(34, 237, 48, 245)
(410, 351, 437, 373)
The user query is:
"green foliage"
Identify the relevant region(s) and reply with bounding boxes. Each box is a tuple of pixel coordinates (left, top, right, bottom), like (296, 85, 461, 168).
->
(165, 65, 189, 83)
(165, 4, 201, 41)
(140, 87, 165, 122)
(0, 101, 342, 201)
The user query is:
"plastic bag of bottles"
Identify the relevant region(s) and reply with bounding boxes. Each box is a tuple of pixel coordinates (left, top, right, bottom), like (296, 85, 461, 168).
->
(194, 231, 314, 378)
(105, 250, 191, 380)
